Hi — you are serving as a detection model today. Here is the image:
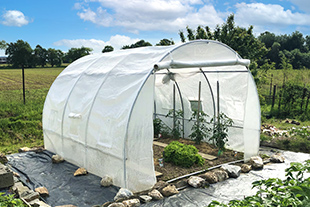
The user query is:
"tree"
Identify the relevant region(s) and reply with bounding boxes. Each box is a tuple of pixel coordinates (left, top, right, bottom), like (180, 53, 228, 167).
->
(185, 26, 195, 41)
(47, 48, 63, 67)
(179, 14, 268, 67)
(305, 35, 310, 52)
(5, 40, 33, 104)
(268, 42, 281, 68)
(156, 38, 175, 46)
(122, 40, 152, 49)
(195, 26, 207, 40)
(34, 45, 47, 67)
(286, 31, 305, 52)
(5, 40, 33, 68)
(179, 31, 186, 43)
(258, 31, 276, 49)
(63, 47, 92, 63)
(102, 45, 114, 53)
(0, 40, 7, 50)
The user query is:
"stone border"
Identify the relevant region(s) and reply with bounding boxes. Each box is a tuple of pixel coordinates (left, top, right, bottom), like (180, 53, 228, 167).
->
(1, 148, 285, 207)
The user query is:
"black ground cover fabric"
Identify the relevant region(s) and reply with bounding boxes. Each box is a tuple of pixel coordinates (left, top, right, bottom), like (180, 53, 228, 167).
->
(7, 151, 119, 207)
(5, 147, 310, 207)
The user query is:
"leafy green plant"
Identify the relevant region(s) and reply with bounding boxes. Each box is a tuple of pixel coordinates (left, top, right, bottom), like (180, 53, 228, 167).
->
(153, 118, 162, 137)
(209, 112, 233, 156)
(163, 141, 204, 168)
(189, 110, 210, 144)
(208, 160, 310, 207)
(0, 193, 27, 207)
(166, 109, 183, 139)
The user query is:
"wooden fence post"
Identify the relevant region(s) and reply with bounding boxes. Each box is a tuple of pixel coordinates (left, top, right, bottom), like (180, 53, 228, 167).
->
(301, 87, 307, 112)
(305, 93, 310, 113)
(271, 84, 276, 109)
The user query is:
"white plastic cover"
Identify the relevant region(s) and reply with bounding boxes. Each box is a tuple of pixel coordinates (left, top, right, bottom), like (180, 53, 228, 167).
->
(43, 40, 260, 192)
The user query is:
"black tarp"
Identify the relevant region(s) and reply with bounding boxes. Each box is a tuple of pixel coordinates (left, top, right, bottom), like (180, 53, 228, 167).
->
(6, 147, 310, 207)
(7, 151, 119, 207)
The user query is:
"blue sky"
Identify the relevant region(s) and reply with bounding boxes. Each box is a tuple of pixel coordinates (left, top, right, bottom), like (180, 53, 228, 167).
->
(1, 0, 310, 56)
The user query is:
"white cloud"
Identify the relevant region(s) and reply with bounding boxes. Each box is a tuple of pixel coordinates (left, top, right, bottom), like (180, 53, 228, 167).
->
(77, 7, 113, 26)
(76, 0, 224, 33)
(54, 35, 140, 53)
(108, 35, 140, 49)
(289, 0, 310, 12)
(234, 3, 310, 31)
(1, 10, 30, 27)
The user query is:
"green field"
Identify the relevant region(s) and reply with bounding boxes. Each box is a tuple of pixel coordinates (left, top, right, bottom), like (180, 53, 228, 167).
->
(0, 66, 310, 154)
(257, 69, 310, 96)
(0, 67, 63, 153)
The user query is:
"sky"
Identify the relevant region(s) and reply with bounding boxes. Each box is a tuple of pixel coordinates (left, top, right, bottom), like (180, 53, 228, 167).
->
(1, 0, 310, 56)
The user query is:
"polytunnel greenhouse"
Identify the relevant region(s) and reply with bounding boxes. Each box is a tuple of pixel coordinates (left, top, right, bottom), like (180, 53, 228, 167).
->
(43, 40, 261, 192)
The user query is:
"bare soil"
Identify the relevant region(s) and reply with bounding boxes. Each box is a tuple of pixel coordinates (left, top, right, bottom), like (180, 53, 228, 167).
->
(153, 138, 244, 181)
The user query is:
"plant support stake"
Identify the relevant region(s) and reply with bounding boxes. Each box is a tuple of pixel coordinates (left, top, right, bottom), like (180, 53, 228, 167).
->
(217, 81, 221, 155)
(22, 65, 26, 104)
(173, 84, 176, 133)
(197, 81, 201, 127)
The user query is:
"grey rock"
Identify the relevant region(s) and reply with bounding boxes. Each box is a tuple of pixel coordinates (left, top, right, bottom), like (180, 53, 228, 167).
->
(108, 203, 125, 207)
(102, 201, 113, 207)
(200, 171, 218, 184)
(35, 186, 49, 196)
(20, 190, 40, 202)
(241, 164, 252, 173)
(100, 175, 113, 187)
(250, 156, 264, 169)
(52, 154, 64, 164)
(139, 195, 152, 203)
(221, 164, 241, 178)
(29, 199, 51, 207)
(270, 154, 285, 163)
(175, 180, 189, 189)
(122, 198, 140, 207)
(161, 185, 179, 197)
(152, 180, 168, 191)
(13, 182, 29, 196)
(148, 189, 163, 200)
(213, 169, 229, 182)
(18, 147, 31, 153)
(0, 153, 8, 164)
(0, 163, 14, 188)
(114, 188, 133, 201)
(74, 167, 88, 176)
(187, 176, 206, 188)
(55, 205, 77, 207)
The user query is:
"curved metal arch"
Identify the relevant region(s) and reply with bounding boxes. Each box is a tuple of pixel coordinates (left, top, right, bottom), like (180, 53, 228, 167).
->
(123, 69, 155, 188)
(59, 55, 105, 162)
(164, 68, 185, 138)
(174, 81, 185, 138)
(157, 40, 246, 67)
(200, 68, 216, 133)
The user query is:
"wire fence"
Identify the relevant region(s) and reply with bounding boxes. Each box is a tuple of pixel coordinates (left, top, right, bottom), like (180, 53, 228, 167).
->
(259, 81, 310, 120)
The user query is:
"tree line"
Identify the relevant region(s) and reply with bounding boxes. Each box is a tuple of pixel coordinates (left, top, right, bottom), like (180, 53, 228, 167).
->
(0, 38, 175, 68)
(178, 14, 310, 71)
(2, 14, 310, 70)
(1, 40, 93, 68)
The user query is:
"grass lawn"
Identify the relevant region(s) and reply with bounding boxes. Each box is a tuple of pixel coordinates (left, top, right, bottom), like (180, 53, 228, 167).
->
(257, 69, 310, 95)
(0, 67, 63, 153)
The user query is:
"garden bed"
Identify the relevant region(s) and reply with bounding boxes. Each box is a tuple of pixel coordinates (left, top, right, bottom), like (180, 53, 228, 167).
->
(153, 138, 244, 181)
